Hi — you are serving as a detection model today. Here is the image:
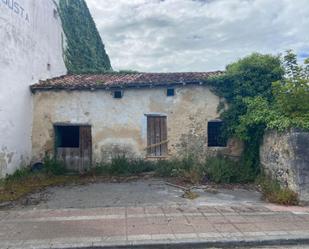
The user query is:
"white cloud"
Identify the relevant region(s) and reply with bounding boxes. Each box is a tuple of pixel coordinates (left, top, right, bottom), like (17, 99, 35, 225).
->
(86, 0, 309, 72)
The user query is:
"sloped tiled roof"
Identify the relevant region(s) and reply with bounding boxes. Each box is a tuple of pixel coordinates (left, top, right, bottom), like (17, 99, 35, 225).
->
(30, 71, 223, 92)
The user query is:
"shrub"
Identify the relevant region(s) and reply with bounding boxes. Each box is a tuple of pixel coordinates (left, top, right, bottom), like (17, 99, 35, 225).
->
(128, 159, 155, 174)
(181, 168, 203, 184)
(154, 156, 203, 183)
(109, 156, 157, 175)
(94, 156, 156, 176)
(205, 157, 237, 183)
(155, 159, 179, 177)
(205, 156, 255, 184)
(257, 175, 299, 205)
(43, 156, 67, 176)
(177, 156, 205, 184)
(92, 162, 111, 175)
(108, 155, 131, 175)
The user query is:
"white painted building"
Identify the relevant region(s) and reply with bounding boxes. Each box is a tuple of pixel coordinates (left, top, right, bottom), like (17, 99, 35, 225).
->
(0, 0, 67, 177)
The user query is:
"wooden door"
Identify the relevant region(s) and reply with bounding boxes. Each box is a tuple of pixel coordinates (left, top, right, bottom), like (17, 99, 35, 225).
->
(55, 125, 92, 172)
(79, 126, 92, 171)
(147, 116, 167, 157)
(57, 147, 80, 172)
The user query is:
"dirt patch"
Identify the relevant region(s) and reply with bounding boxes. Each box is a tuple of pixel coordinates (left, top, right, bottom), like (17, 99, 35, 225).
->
(166, 176, 259, 191)
(0, 173, 158, 209)
(2, 177, 264, 211)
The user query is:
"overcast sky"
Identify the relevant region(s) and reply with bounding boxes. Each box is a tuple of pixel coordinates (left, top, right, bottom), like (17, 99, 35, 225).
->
(85, 0, 309, 72)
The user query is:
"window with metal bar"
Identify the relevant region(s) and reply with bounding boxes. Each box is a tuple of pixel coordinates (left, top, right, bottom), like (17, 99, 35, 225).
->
(207, 121, 227, 147)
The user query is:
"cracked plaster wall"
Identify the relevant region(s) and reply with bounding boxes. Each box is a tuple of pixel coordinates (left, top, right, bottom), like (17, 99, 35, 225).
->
(32, 86, 243, 163)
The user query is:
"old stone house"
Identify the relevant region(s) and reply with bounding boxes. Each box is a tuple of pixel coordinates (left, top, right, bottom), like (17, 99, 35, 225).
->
(30, 72, 243, 171)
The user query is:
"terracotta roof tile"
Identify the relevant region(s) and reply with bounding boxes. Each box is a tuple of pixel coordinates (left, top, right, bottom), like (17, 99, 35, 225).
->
(30, 71, 223, 92)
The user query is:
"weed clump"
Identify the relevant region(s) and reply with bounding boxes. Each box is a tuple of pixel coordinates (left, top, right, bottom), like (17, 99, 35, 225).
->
(92, 155, 256, 185)
(205, 156, 255, 184)
(43, 156, 67, 176)
(256, 175, 299, 205)
(95, 156, 155, 176)
(154, 156, 204, 184)
(4, 167, 32, 182)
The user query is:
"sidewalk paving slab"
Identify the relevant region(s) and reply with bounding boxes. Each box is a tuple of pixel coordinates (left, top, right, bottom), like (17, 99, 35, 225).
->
(1, 204, 309, 249)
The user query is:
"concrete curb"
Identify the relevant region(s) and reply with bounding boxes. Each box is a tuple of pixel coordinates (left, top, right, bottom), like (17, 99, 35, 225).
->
(44, 237, 309, 249)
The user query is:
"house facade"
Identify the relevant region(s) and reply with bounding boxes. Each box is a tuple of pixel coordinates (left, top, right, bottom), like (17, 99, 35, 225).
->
(30, 73, 243, 171)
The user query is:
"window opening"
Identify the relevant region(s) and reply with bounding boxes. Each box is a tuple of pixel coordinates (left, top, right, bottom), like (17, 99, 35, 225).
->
(167, 88, 175, 96)
(208, 121, 227, 147)
(113, 90, 123, 99)
(55, 125, 80, 148)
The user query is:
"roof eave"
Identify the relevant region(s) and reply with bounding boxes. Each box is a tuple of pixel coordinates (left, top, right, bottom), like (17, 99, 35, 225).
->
(30, 80, 209, 93)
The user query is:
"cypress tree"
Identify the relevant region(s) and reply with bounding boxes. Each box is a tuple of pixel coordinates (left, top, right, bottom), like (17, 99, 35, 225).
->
(58, 0, 112, 73)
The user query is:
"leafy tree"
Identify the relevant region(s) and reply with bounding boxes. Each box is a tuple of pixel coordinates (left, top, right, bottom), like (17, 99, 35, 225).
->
(209, 53, 284, 139)
(234, 50, 309, 164)
(273, 50, 309, 117)
(283, 49, 302, 78)
(209, 53, 284, 175)
(58, 0, 112, 73)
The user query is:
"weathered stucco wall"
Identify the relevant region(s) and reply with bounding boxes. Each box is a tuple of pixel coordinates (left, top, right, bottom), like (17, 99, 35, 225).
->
(260, 130, 309, 202)
(32, 86, 242, 164)
(0, 0, 67, 177)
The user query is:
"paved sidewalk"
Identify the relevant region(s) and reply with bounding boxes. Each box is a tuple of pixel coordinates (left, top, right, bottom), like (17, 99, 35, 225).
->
(0, 204, 309, 249)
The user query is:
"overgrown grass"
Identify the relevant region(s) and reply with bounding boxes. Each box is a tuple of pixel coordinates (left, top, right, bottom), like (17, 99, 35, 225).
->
(0, 172, 79, 203)
(0, 158, 74, 203)
(1, 155, 297, 206)
(92, 156, 202, 183)
(205, 156, 256, 184)
(92, 155, 256, 185)
(4, 167, 32, 182)
(256, 175, 299, 205)
(154, 156, 204, 184)
(43, 156, 67, 176)
(94, 156, 155, 176)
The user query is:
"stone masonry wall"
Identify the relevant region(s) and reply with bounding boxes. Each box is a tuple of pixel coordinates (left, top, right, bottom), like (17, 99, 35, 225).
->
(32, 85, 243, 164)
(260, 130, 309, 202)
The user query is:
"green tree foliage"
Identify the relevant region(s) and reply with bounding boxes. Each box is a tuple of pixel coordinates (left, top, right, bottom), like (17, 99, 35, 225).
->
(58, 0, 112, 73)
(237, 51, 309, 137)
(210, 51, 309, 177)
(209, 53, 284, 138)
(273, 50, 309, 118)
(209, 53, 285, 175)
